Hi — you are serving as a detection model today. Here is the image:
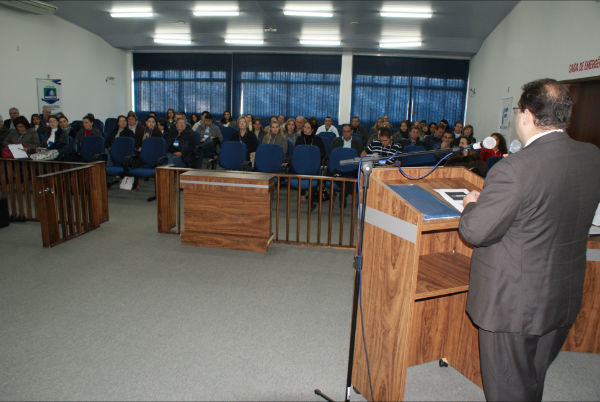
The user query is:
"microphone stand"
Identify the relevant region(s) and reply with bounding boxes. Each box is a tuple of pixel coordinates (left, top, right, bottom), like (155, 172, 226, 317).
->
(314, 144, 478, 401)
(314, 157, 375, 402)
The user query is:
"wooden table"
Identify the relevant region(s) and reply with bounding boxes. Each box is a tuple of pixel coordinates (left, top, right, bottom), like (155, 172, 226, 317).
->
(179, 170, 274, 253)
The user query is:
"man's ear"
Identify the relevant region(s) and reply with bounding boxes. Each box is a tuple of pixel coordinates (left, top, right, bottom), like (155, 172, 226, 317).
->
(522, 108, 535, 128)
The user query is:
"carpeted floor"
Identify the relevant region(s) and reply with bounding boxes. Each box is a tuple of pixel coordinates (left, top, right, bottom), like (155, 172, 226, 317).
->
(0, 182, 598, 401)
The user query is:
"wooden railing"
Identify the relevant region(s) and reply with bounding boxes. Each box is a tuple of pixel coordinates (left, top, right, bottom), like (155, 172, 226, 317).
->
(155, 166, 358, 249)
(0, 158, 108, 247)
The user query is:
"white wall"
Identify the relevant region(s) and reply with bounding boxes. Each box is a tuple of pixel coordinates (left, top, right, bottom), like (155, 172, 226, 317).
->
(0, 7, 129, 123)
(466, 1, 600, 143)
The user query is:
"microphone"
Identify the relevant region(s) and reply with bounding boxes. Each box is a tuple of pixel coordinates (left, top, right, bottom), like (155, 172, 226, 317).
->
(509, 139, 522, 153)
(470, 136, 497, 150)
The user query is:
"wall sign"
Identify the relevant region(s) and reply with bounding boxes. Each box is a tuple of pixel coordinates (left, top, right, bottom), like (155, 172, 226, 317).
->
(36, 78, 62, 113)
(568, 56, 600, 73)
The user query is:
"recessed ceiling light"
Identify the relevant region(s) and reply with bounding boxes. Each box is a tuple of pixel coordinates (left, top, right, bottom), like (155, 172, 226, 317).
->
(379, 38, 423, 48)
(110, 6, 154, 18)
(225, 38, 265, 45)
(380, 5, 433, 19)
(284, 3, 333, 18)
(193, 3, 239, 16)
(299, 36, 341, 47)
(153, 37, 193, 45)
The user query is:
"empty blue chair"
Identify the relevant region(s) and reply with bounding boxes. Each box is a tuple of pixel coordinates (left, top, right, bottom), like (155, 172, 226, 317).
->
(400, 145, 436, 167)
(328, 147, 358, 176)
(254, 144, 283, 173)
(286, 140, 294, 159)
(219, 141, 247, 171)
(129, 138, 167, 178)
(94, 119, 104, 133)
(220, 126, 236, 142)
(486, 156, 503, 173)
(290, 145, 321, 190)
(104, 117, 117, 137)
(351, 134, 363, 148)
(79, 136, 105, 162)
(317, 132, 335, 153)
(106, 137, 135, 177)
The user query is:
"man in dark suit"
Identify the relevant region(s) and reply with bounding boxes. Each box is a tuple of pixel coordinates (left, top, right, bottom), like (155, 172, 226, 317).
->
(459, 78, 600, 401)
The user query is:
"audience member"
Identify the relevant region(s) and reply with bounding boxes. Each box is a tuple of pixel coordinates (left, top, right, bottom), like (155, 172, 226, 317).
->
(362, 126, 401, 165)
(40, 115, 69, 157)
(420, 120, 429, 136)
(0, 117, 7, 145)
(231, 116, 259, 161)
(277, 114, 285, 126)
(440, 131, 455, 150)
(369, 118, 384, 136)
(445, 136, 486, 176)
(453, 121, 463, 138)
(199, 113, 223, 148)
(106, 115, 134, 149)
(429, 122, 437, 134)
(58, 115, 76, 138)
(423, 125, 445, 150)
(480, 132, 507, 163)
(393, 120, 409, 142)
(316, 116, 339, 136)
(136, 116, 162, 150)
(4, 107, 20, 130)
(262, 121, 288, 157)
(220, 110, 236, 127)
(294, 116, 306, 136)
(157, 118, 168, 135)
(295, 121, 326, 161)
(147, 111, 157, 119)
(462, 124, 476, 144)
(382, 114, 392, 129)
(405, 126, 424, 147)
(284, 118, 299, 142)
(74, 115, 102, 151)
(328, 124, 362, 157)
(350, 116, 367, 144)
(30, 114, 48, 139)
(2, 116, 40, 152)
(244, 114, 253, 132)
(166, 108, 176, 127)
(252, 118, 266, 141)
(308, 116, 318, 128)
(41, 106, 51, 124)
(165, 117, 194, 167)
(126, 111, 144, 140)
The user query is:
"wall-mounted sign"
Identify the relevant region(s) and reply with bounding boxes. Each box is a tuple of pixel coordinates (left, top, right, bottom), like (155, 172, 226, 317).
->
(568, 56, 600, 73)
(36, 78, 62, 113)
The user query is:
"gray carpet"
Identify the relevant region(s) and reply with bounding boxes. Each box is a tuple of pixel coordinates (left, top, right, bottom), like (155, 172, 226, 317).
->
(0, 182, 598, 401)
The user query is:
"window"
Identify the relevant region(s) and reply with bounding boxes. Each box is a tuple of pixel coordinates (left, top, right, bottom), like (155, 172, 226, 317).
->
(232, 54, 341, 122)
(133, 54, 231, 115)
(352, 56, 469, 128)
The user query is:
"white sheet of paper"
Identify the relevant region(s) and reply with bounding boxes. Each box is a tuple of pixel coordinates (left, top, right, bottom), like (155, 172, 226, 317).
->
(434, 188, 469, 212)
(7, 144, 29, 159)
(592, 203, 600, 227)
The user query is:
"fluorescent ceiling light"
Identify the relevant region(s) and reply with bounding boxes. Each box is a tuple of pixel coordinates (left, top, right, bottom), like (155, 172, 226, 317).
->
(299, 36, 341, 46)
(225, 35, 264, 45)
(153, 37, 193, 45)
(379, 39, 423, 48)
(380, 5, 432, 18)
(284, 3, 333, 18)
(193, 3, 239, 16)
(110, 6, 154, 18)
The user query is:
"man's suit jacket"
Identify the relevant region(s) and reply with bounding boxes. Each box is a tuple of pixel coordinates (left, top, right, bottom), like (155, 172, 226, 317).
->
(459, 131, 600, 336)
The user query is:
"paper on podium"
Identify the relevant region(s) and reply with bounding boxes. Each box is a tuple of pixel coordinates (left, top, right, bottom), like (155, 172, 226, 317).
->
(8, 144, 29, 159)
(434, 189, 469, 212)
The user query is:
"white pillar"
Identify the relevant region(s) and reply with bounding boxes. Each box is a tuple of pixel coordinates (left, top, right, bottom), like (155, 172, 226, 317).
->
(124, 51, 134, 111)
(338, 51, 353, 124)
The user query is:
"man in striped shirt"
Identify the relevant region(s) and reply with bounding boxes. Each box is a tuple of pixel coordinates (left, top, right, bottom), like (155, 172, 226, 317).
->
(362, 126, 402, 165)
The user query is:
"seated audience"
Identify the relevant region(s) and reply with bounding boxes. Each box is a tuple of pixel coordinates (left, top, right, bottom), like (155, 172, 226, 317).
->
(190, 113, 201, 127)
(439, 131, 456, 151)
(147, 111, 157, 119)
(252, 118, 266, 141)
(126, 111, 144, 140)
(244, 114, 254, 132)
(404, 126, 424, 147)
(328, 124, 362, 157)
(231, 116, 259, 161)
(199, 113, 223, 143)
(445, 136, 486, 176)
(106, 115, 134, 149)
(284, 118, 299, 142)
(166, 108, 176, 128)
(420, 120, 428, 136)
(294, 116, 306, 137)
(383, 114, 392, 130)
(39, 115, 69, 157)
(30, 113, 48, 135)
(308, 116, 318, 128)
(295, 121, 326, 161)
(262, 121, 288, 157)
(220, 110, 236, 127)
(165, 117, 195, 167)
(453, 121, 463, 139)
(4, 107, 20, 131)
(74, 115, 102, 151)
(157, 118, 168, 135)
(40, 106, 51, 124)
(0, 117, 8, 145)
(58, 115, 76, 138)
(277, 114, 285, 126)
(369, 118, 384, 136)
(316, 116, 339, 137)
(393, 120, 409, 142)
(429, 122, 437, 134)
(462, 124, 476, 144)
(480, 132, 507, 163)
(136, 116, 162, 150)
(350, 116, 367, 144)
(423, 124, 445, 150)
(2, 116, 40, 153)
(362, 126, 401, 165)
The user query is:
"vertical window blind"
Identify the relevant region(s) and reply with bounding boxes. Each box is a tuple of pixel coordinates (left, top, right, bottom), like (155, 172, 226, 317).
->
(351, 56, 469, 128)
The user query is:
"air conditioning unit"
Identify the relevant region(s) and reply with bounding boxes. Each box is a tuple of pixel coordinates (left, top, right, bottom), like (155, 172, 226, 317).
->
(0, 0, 58, 15)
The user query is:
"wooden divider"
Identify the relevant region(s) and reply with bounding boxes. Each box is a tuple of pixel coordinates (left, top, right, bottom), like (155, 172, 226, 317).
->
(155, 166, 358, 249)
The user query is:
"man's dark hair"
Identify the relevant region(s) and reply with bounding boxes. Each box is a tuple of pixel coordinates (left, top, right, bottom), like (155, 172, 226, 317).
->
(341, 123, 352, 131)
(13, 116, 30, 129)
(204, 112, 213, 120)
(379, 126, 392, 138)
(517, 78, 572, 129)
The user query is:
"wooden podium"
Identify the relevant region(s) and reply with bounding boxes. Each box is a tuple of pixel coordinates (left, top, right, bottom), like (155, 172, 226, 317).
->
(179, 170, 274, 253)
(351, 166, 484, 401)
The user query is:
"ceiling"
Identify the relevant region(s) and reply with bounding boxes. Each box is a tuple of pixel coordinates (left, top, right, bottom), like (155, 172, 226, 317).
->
(45, 1, 517, 58)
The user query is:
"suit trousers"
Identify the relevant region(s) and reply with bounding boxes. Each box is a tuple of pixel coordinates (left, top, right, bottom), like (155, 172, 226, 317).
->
(478, 326, 570, 401)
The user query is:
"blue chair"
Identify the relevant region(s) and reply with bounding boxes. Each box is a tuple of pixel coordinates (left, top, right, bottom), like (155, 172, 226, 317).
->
(94, 119, 104, 133)
(400, 145, 436, 167)
(79, 136, 105, 162)
(317, 132, 335, 153)
(328, 147, 358, 176)
(71, 120, 82, 133)
(286, 140, 294, 159)
(104, 117, 117, 137)
(220, 126, 236, 142)
(254, 144, 283, 173)
(351, 134, 363, 148)
(219, 141, 247, 171)
(106, 137, 135, 177)
(129, 138, 167, 178)
(486, 156, 503, 173)
(289, 145, 321, 190)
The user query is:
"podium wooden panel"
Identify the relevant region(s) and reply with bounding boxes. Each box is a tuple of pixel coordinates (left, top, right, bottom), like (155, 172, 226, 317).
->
(180, 170, 274, 253)
(351, 166, 484, 401)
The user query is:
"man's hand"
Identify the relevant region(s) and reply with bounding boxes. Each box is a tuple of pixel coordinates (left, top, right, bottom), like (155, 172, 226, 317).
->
(463, 191, 480, 207)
